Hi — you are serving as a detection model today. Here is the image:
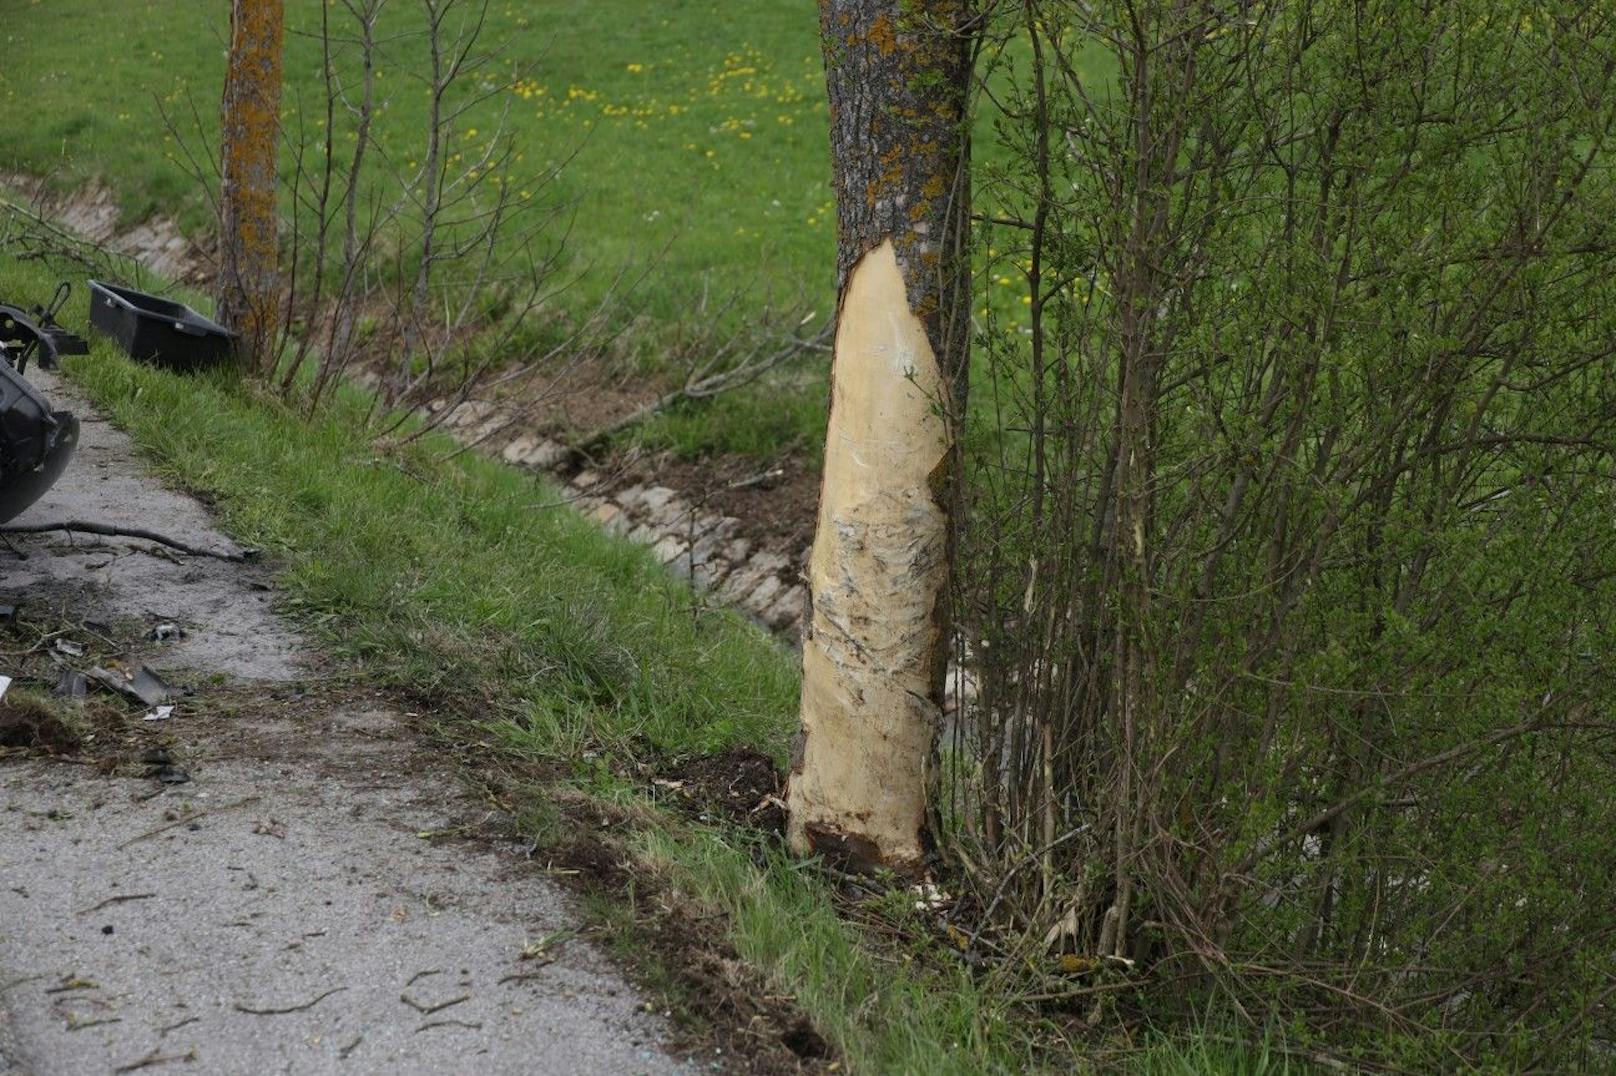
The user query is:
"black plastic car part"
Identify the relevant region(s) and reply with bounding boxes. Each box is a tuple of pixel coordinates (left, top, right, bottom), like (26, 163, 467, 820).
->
(0, 282, 89, 376)
(88, 279, 236, 371)
(0, 360, 78, 523)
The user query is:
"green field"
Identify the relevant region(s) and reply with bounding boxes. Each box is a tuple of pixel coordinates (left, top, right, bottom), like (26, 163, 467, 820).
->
(1, 2, 1066, 464)
(3, 1, 838, 328)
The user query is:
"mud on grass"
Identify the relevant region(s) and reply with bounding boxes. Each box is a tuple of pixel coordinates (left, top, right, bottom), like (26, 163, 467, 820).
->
(0, 691, 86, 755)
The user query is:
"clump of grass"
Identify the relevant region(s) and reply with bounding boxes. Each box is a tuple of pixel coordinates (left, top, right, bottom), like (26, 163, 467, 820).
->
(0, 689, 85, 754)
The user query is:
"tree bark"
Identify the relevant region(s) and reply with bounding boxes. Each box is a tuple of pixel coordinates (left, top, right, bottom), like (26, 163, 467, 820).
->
(785, 0, 973, 877)
(217, 0, 285, 368)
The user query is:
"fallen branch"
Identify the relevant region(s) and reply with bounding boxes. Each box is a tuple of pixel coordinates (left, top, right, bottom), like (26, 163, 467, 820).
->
(118, 796, 261, 850)
(400, 992, 470, 1015)
(113, 1048, 195, 1073)
(77, 893, 157, 915)
(0, 520, 252, 563)
(234, 986, 346, 1015)
(565, 323, 831, 459)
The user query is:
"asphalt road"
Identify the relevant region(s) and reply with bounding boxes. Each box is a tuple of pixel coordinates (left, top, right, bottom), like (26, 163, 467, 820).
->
(0, 369, 686, 1075)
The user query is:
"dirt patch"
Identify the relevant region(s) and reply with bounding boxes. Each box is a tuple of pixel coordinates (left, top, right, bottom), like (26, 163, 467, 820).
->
(1, 172, 209, 286)
(659, 747, 787, 835)
(647, 904, 833, 1074)
(607, 452, 818, 563)
(536, 818, 835, 1076)
(0, 695, 81, 754)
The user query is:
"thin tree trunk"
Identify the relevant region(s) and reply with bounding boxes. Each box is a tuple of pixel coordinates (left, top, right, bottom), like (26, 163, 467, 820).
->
(784, 0, 974, 877)
(217, 0, 285, 368)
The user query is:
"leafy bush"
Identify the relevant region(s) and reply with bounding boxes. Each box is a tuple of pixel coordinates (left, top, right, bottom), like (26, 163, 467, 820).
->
(950, 2, 1616, 1066)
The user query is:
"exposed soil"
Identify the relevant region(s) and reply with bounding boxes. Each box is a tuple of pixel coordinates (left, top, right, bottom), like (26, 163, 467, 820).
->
(659, 748, 787, 836)
(530, 815, 833, 1076)
(604, 453, 819, 565)
(0, 697, 81, 755)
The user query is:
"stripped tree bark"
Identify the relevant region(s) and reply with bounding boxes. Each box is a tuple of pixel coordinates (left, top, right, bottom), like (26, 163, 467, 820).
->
(784, 0, 974, 876)
(217, 0, 285, 367)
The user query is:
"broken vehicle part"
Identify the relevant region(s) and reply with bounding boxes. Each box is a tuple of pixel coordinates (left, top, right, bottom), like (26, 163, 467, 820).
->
(0, 358, 78, 524)
(87, 664, 177, 708)
(0, 283, 89, 376)
(88, 280, 236, 371)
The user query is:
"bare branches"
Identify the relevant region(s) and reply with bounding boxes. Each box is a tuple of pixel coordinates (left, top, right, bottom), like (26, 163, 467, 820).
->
(947, 0, 1616, 1062)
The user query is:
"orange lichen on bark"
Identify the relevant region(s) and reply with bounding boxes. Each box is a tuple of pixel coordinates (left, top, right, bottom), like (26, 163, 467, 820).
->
(218, 0, 285, 366)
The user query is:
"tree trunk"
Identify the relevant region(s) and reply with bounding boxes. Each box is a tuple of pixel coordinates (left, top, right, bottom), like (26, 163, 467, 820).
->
(785, 0, 973, 877)
(217, 0, 285, 368)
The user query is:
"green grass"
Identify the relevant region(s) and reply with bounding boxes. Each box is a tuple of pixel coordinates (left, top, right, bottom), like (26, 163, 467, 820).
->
(633, 368, 829, 466)
(0, 0, 837, 331)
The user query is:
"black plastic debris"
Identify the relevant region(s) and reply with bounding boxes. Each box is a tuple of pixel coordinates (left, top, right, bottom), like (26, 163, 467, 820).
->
(0, 360, 78, 524)
(0, 284, 88, 375)
(0, 284, 82, 523)
(88, 280, 236, 371)
(139, 747, 190, 785)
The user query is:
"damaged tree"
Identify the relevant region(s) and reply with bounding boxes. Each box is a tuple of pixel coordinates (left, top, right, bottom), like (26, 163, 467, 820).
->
(217, 0, 285, 367)
(785, 0, 974, 875)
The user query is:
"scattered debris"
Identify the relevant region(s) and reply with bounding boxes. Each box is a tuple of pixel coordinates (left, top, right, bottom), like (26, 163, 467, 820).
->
(65, 1014, 122, 1032)
(149, 622, 184, 642)
(251, 818, 286, 840)
(141, 705, 175, 723)
(116, 795, 261, 849)
(416, 1019, 483, 1033)
(0, 674, 10, 701)
(52, 638, 84, 658)
(0, 283, 89, 373)
(519, 930, 568, 963)
(657, 748, 785, 834)
(159, 1016, 199, 1037)
(0, 693, 81, 753)
(43, 975, 99, 993)
(88, 280, 236, 371)
(0, 358, 77, 525)
(53, 668, 88, 697)
(112, 1046, 196, 1073)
